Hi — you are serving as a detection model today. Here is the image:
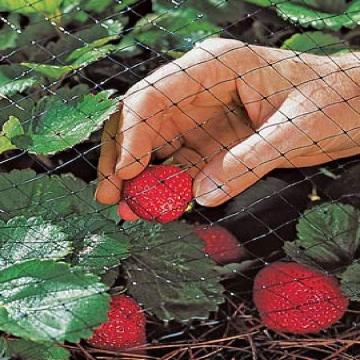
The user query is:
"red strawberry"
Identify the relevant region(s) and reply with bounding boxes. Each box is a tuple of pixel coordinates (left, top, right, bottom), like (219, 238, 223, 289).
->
(88, 295, 146, 351)
(253, 262, 348, 334)
(194, 225, 245, 264)
(123, 165, 193, 224)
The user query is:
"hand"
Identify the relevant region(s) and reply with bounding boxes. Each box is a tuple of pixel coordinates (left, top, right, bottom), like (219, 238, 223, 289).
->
(95, 38, 360, 214)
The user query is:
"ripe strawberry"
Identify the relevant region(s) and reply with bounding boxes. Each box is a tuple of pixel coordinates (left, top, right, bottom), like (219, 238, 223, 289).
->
(194, 225, 245, 264)
(88, 295, 146, 351)
(123, 165, 193, 224)
(253, 262, 348, 334)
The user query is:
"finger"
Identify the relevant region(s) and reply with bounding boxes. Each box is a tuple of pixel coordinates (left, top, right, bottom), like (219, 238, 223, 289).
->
(171, 147, 206, 178)
(115, 106, 153, 179)
(96, 111, 122, 205)
(117, 201, 139, 222)
(193, 91, 319, 206)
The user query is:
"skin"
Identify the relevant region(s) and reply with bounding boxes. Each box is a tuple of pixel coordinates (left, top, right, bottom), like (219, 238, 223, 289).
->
(95, 39, 360, 218)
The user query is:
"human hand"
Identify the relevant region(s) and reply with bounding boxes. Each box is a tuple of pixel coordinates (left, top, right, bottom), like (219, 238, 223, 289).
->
(95, 38, 360, 214)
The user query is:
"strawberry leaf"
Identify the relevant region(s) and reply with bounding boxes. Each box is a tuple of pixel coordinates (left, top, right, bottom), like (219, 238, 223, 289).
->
(6, 339, 70, 360)
(0, 259, 109, 343)
(20, 63, 74, 80)
(73, 231, 129, 275)
(0, 169, 116, 223)
(0, 116, 24, 155)
(124, 221, 225, 322)
(340, 261, 360, 301)
(0, 66, 38, 97)
(284, 203, 360, 272)
(282, 31, 349, 55)
(0, 14, 20, 51)
(11, 91, 118, 154)
(122, 6, 220, 55)
(0, 0, 62, 16)
(0, 337, 9, 360)
(0, 170, 127, 274)
(276, 0, 360, 31)
(0, 216, 72, 269)
(243, 0, 360, 30)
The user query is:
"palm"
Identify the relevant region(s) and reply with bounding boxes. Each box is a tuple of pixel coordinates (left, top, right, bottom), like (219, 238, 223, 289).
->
(96, 38, 360, 208)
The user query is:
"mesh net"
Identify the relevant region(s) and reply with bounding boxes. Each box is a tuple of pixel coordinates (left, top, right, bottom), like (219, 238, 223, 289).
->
(0, 0, 359, 359)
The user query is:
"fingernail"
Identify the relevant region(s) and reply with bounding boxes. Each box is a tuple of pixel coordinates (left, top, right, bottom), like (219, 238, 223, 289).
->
(194, 176, 230, 206)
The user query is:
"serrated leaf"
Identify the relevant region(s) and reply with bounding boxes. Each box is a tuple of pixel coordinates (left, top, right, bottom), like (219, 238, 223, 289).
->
(284, 203, 360, 271)
(22, 32, 123, 80)
(0, 338, 9, 359)
(74, 231, 129, 275)
(155, 0, 250, 23)
(0, 0, 62, 15)
(282, 31, 349, 55)
(340, 260, 360, 301)
(18, 92, 118, 154)
(21, 63, 74, 80)
(123, 6, 220, 55)
(243, 0, 360, 30)
(7, 339, 70, 360)
(291, 0, 347, 13)
(276, 0, 360, 31)
(325, 163, 360, 208)
(241, 0, 272, 6)
(0, 169, 117, 224)
(66, 36, 119, 62)
(0, 14, 20, 50)
(84, 0, 112, 13)
(0, 116, 24, 154)
(0, 216, 72, 269)
(0, 259, 109, 342)
(22, 19, 124, 79)
(0, 66, 38, 97)
(124, 221, 225, 322)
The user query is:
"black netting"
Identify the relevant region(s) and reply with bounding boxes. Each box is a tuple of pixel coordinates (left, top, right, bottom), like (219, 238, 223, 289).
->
(0, 0, 359, 359)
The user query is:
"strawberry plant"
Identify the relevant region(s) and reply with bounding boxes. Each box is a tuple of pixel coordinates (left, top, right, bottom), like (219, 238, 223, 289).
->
(0, 0, 359, 358)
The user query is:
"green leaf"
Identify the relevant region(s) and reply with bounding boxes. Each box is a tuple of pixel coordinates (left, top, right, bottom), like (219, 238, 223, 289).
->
(282, 31, 349, 55)
(0, 116, 24, 154)
(0, 14, 20, 50)
(291, 0, 347, 13)
(74, 231, 129, 275)
(241, 0, 272, 6)
(0, 170, 119, 225)
(17, 91, 118, 154)
(0, 338, 9, 360)
(276, 0, 360, 31)
(124, 221, 225, 322)
(21, 63, 74, 80)
(7, 339, 70, 360)
(49, 19, 123, 62)
(0, 169, 117, 223)
(155, 0, 250, 23)
(340, 260, 360, 301)
(0, 259, 109, 342)
(0, 0, 62, 15)
(66, 36, 119, 62)
(0, 170, 123, 271)
(0, 66, 38, 97)
(242, 0, 360, 30)
(0, 216, 72, 269)
(22, 31, 124, 80)
(123, 6, 220, 55)
(84, 0, 112, 13)
(284, 203, 360, 272)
